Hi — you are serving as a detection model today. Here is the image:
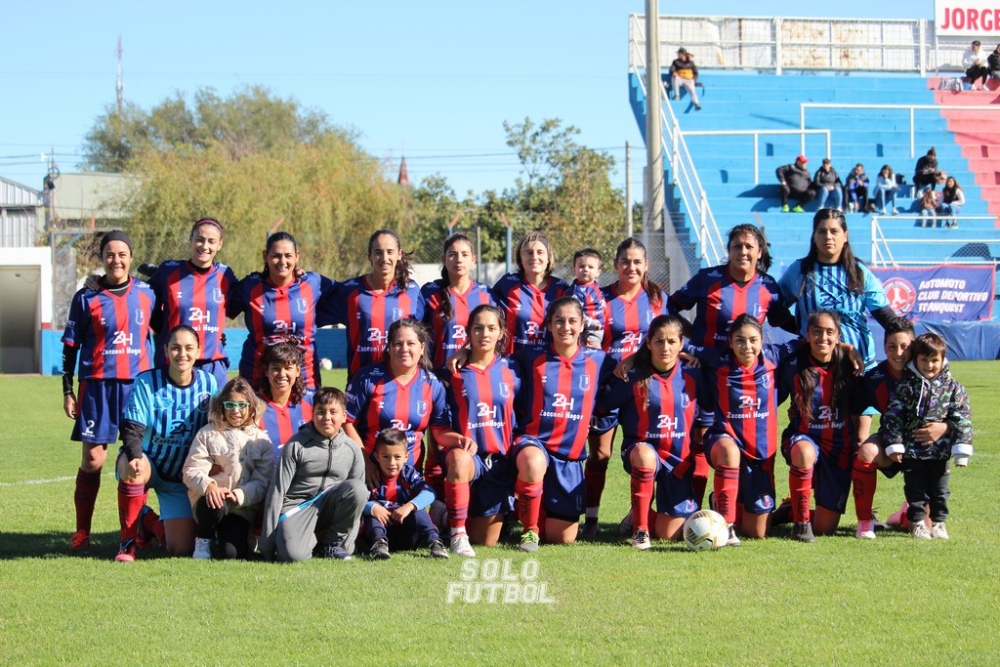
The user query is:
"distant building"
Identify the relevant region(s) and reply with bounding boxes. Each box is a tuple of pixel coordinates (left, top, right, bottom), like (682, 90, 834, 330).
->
(45, 172, 135, 227)
(0, 176, 43, 248)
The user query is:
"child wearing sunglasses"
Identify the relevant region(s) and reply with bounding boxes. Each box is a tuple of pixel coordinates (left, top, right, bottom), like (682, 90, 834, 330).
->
(183, 377, 274, 559)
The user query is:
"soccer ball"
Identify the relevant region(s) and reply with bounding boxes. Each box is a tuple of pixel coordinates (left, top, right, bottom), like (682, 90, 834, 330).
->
(683, 510, 728, 552)
(319, 358, 333, 371)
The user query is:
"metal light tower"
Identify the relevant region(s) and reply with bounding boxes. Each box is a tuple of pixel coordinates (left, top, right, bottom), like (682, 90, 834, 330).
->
(116, 36, 124, 113)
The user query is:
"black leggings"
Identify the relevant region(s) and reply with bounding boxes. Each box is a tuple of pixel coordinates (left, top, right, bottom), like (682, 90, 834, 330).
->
(194, 497, 252, 559)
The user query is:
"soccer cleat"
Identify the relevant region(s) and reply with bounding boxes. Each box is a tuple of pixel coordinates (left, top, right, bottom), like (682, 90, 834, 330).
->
(135, 505, 159, 549)
(792, 205, 805, 213)
(871, 510, 888, 532)
(369, 538, 391, 560)
(855, 520, 876, 540)
(912, 522, 932, 540)
(792, 521, 815, 543)
(114, 539, 137, 563)
(320, 542, 353, 560)
(519, 530, 540, 552)
(931, 522, 949, 540)
(429, 539, 450, 559)
(707, 491, 716, 512)
(192, 537, 213, 560)
(449, 533, 476, 558)
(617, 510, 634, 536)
(581, 519, 600, 540)
(70, 530, 91, 551)
(886, 501, 909, 529)
(726, 524, 742, 547)
(771, 497, 793, 526)
(781, 205, 790, 213)
(631, 529, 652, 551)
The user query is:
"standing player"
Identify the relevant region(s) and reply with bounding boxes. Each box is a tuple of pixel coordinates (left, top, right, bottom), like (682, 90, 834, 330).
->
(227, 231, 335, 391)
(668, 224, 793, 509)
(778, 209, 895, 369)
(442, 305, 520, 556)
(597, 315, 707, 549)
(491, 231, 569, 355)
(321, 229, 424, 380)
(509, 297, 615, 549)
(421, 233, 494, 368)
(114, 325, 217, 561)
(778, 310, 862, 542)
(147, 217, 236, 390)
(62, 230, 156, 551)
(344, 318, 472, 482)
(584, 237, 664, 538)
(254, 343, 313, 456)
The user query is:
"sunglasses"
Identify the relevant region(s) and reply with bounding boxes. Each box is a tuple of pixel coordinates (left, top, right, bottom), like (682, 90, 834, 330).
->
(223, 401, 251, 411)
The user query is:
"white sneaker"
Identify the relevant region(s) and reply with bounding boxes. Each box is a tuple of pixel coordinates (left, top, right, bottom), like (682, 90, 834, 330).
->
(855, 520, 876, 540)
(192, 537, 212, 559)
(726, 524, 741, 547)
(449, 533, 476, 558)
(631, 529, 652, 550)
(931, 522, 949, 540)
(912, 522, 932, 540)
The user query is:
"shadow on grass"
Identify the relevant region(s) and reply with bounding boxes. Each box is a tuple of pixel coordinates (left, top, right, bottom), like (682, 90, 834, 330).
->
(0, 531, 175, 561)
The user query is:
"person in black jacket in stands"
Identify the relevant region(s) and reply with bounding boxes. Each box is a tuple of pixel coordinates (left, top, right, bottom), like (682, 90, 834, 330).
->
(776, 155, 817, 213)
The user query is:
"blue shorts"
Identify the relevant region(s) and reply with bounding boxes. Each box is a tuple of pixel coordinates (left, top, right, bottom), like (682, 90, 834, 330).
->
(115, 450, 193, 521)
(592, 410, 619, 435)
(781, 434, 852, 514)
(71, 379, 134, 444)
(621, 442, 698, 519)
(469, 453, 515, 518)
(196, 359, 230, 393)
(512, 436, 584, 522)
(704, 432, 777, 515)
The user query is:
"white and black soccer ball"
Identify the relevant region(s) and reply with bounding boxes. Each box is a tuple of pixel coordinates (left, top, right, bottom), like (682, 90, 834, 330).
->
(319, 357, 333, 371)
(683, 509, 728, 552)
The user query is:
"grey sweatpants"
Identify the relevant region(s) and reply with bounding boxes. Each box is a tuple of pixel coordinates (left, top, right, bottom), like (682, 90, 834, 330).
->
(272, 480, 367, 562)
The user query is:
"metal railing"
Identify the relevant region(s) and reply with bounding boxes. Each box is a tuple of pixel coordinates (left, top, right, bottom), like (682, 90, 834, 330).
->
(681, 129, 831, 184)
(800, 103, 1000, 158)
(870, 214, 1000, 268)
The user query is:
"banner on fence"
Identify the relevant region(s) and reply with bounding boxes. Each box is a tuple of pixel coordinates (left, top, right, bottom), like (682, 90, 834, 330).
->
(935, 0, 1000, 35)
(873, 264, 996, 321)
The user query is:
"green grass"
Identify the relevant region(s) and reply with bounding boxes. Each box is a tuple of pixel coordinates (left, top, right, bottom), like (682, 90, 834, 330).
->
(1, 365, 999, 665)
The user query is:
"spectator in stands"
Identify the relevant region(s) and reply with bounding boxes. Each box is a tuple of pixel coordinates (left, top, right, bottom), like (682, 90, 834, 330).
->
(963, 40, 989, 90)
(874, 164, 900, 215)
(913, 148, 938, 191)
(845, 163, 870, 213)
(669, 48, 701, 110)
(988, 43, 1000, 81)
(937, 176, 965, 228)
(919, 186, 939, 226)
(813, 158, 844, 212)
(776, 155, 816, 213)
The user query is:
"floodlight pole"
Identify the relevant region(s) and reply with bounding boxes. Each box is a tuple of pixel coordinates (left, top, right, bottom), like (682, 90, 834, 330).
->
(645, 0, 665, 233)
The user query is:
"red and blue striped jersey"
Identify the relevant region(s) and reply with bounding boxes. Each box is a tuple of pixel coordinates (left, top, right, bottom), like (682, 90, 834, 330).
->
(420, 280, 494, 367)
(257, 390, 314, 457)
(511, 345, 613, 461)
(778, 355, 858, 469)
(491, 273, 569, 354)
(345, 363, 450, 468)
(122, 368, 217, 483)
(601, 283, 664, 363)
(369, 465, 430, 509)
(447, 356, 520, 456)
(320, 276, 424, 378)
(597, 364, 706, 470)
(227, 271, 335, 391)
(62, 279, 156, 381)
(148, 260, 236, 366)
(859, 361, 903, 415)
(693, 341, 800, 460)
(568, 280, 607, 330)
(668, 266, 791, 349)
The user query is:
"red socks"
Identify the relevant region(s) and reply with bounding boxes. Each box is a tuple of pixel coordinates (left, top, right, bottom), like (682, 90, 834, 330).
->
(515, 479, 544, 533)
(74, 469, 101, 534)
(584, 458, 609, 513)
(692, 451, 710, 507)
(117, 481, 146, 541)
(715, 465, 740, 525)
(630, 466, 656, 532)
(789, 466, 814, 524)
(852, 459, 877, 521)
(444, 480, 470, 532)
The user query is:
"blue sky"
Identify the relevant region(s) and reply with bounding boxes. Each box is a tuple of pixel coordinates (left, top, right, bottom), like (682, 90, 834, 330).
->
(1, 1, 934, 199)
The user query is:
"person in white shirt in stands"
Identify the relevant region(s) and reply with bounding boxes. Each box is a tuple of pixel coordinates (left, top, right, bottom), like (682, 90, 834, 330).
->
(963, 40, 989, 90)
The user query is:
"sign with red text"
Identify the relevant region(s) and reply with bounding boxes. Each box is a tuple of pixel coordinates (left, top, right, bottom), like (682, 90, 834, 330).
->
(872, 264, 995, 321)
(935, 0, 1000, 35)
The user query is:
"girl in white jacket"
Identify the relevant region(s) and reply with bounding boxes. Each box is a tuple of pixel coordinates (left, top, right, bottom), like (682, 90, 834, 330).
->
(183, 377, 274, 559)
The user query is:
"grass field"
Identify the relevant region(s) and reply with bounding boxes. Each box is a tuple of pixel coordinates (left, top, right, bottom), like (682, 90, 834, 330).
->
(1, 365, 998, 665)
